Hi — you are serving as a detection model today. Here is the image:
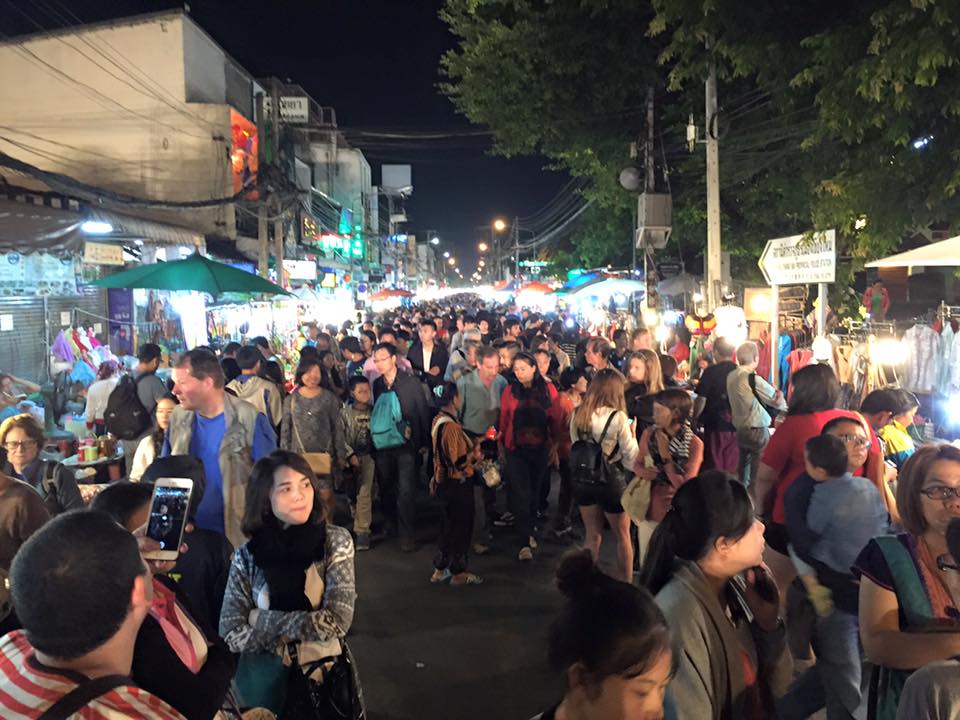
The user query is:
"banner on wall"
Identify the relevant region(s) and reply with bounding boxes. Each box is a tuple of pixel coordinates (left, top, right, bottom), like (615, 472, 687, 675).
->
(0, 252, 78, 296)
(107, 288, 135, 356)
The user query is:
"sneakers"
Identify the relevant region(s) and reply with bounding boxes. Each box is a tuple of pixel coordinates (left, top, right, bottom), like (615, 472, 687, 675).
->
(355, 533, 370, 551)
(518, 546, 533, 561)
(493, 511, 515, 527)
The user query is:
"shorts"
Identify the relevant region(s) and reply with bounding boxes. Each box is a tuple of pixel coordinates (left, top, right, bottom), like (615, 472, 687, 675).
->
(575, 483, 625, 514)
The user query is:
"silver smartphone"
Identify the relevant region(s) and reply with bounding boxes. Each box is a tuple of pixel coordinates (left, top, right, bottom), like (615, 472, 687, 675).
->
(144, 477, 194, 562)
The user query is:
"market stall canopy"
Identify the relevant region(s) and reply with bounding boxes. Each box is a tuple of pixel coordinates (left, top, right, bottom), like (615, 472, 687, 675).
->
(91, 252, 292, 298)
(568, 277, 644, 297)
(370, 288, 414, 301)
(519, 281, 554, 294)
(865, 236, 960, 268)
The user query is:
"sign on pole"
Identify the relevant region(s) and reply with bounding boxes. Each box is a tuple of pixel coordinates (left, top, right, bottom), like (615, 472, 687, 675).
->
(758, 230, 836, 285)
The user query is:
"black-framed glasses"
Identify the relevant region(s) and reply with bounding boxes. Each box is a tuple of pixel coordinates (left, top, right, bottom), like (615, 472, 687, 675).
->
(919, 485, 960, 502)
(3, 440, 37, 451)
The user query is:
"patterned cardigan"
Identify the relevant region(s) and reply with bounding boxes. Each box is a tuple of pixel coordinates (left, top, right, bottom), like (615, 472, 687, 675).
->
(219, 524, 356, 655)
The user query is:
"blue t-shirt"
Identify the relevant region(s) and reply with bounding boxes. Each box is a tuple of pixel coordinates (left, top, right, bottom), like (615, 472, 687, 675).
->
(191, 413, 227, 534)
(163, 411, 277, 535)
(808, 472, 890, 575)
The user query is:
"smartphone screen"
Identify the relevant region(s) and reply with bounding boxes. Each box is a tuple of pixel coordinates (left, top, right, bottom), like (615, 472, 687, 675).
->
(146, 481, 192, 557)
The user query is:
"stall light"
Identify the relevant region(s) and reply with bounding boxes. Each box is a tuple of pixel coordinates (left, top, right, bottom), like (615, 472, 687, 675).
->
(443, 251, 451, 258)
(654, 324, 671, 343)
(641, 307, 659, 328)
(430, 236, 440, 245)
(80, 220, 114, 235)
(870, 337, 908, 366)
(692, 292, 703, 303)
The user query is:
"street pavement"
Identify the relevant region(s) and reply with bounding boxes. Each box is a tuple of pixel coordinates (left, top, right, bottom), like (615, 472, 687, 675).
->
(342, 491, 585, 720)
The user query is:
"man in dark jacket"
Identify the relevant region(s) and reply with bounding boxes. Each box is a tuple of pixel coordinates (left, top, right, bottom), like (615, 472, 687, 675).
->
(408, 318, 450, 392)
(372, 343, 432, 551)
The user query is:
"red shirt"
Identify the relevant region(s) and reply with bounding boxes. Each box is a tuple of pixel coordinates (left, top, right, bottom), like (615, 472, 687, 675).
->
(498, 382, 566, 453)
(761, 409, 881, 523)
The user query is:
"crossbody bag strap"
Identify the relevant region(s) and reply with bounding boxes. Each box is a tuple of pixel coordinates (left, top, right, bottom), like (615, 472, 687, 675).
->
(38, 674, 131, 720)
(290, 392, 308, 454)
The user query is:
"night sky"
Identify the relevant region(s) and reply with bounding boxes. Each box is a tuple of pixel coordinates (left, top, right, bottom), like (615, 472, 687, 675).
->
(1, 0, 570, 267)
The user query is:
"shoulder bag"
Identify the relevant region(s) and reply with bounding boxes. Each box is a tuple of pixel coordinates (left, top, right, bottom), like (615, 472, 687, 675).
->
(292, 393, 333, 477)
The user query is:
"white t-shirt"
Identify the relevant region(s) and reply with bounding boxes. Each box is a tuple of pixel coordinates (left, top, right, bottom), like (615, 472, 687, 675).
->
(84, 376, 119, 423)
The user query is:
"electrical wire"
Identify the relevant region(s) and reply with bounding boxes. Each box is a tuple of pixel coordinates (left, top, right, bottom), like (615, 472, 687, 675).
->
(0, 150, 254, 208)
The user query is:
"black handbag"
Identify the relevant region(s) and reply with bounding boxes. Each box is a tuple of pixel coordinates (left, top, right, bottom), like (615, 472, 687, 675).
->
(284, 642, 365, 720)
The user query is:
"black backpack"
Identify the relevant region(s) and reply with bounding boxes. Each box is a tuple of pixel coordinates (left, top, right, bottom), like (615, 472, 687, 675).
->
(570, 411, 619, 489)
(104, 374, 151, 440)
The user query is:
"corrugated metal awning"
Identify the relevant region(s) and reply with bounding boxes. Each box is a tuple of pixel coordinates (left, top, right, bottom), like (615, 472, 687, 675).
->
(0, 197, 84, 254)
(86, 208, 205, 249)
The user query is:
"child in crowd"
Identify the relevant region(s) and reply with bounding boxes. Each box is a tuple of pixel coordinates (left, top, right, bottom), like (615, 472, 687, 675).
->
(340, 375, 375, 551)
(780, 433, 890, 720)
(879, 389, 919, 473)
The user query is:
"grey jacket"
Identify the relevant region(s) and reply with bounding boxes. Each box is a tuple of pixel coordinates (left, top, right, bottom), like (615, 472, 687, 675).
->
(280, 389, 347, 468)
(167, 393, 261, 548)
(656, 561, 792, 720)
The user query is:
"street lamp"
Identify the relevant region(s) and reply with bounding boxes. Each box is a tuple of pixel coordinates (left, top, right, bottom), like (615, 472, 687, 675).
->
(478, 241, 489, 253)
(447, 257, 456, 266)
(492, 218, 507, 233)
(479, 259, 485, 267)
(430, 236, 440, 245)
(443, 251, 450, 258)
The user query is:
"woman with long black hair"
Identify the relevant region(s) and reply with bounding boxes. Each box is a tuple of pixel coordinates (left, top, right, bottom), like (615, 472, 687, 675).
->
(498, 352, 566, 562)
(640, 471, 791, 719)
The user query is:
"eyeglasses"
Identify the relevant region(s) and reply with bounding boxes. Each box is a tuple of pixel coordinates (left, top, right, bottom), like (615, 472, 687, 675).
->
(834, 434, 871, 448)
(919, 485, 960, 502)
(3, 440, 37, 451)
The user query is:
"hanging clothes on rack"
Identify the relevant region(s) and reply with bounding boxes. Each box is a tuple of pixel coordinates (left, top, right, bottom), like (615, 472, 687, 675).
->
(902, 324, 940, 394)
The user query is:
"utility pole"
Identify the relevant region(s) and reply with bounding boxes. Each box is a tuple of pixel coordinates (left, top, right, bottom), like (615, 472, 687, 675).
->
(513, 217, 520, 285)
(644, 86, 655, 312)
(271, 79, 284, 286)
(705, 41, 722, 310)
(256, 91, 269, 279)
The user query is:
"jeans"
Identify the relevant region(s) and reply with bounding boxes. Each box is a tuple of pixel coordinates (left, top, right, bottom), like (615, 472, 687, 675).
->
(505, 446, 549, 550)
(374, 446, 418, 544)
(434, 478, 475, 574)
(777, 609, 867, 720)
(736, 426, 769, 488)
(352, 455, 375, 535)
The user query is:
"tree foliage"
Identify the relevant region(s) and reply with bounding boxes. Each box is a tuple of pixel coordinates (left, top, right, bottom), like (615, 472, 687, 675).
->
(441, 0, 960, 273)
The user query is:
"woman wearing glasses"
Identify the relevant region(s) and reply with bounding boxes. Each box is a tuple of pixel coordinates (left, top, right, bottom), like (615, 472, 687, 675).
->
(0, 414, 83, 516)
(853, 444, 960, 719)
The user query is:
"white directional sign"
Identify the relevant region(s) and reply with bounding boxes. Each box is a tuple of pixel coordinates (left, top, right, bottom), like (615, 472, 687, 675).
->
(758, 230, 836, 285)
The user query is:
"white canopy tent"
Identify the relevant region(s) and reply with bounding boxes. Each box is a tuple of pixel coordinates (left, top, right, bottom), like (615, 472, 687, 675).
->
(866, 235, 960, 268)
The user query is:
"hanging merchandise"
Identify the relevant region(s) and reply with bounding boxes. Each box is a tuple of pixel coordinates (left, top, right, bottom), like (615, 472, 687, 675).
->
(684, 312, 716, 336)
(51, 330, 75, 363)
(902, 324, 940, 394)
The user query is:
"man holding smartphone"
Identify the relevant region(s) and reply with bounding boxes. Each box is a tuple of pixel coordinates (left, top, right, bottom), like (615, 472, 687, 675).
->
(0, 511, 185, 718)
(166, 348, 276, 548)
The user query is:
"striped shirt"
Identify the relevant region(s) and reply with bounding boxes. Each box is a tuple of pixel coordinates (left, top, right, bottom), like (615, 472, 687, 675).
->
(0, 631, 185, 719)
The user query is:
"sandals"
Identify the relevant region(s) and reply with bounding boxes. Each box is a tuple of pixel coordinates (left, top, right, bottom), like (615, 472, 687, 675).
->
(450, 572, 484, 586)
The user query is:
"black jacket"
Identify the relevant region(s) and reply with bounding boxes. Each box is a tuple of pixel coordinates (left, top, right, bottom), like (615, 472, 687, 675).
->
(407, 341, 450, 391)
(170, 526, 234, 639)
(373, 370, 432, 451)
(7, 459, 84, 516)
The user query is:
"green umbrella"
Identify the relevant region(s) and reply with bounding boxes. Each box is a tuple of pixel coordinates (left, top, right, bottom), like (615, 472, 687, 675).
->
(92, 252, 292, 298)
